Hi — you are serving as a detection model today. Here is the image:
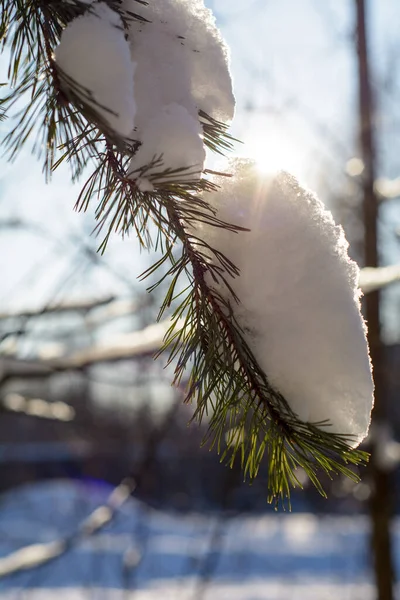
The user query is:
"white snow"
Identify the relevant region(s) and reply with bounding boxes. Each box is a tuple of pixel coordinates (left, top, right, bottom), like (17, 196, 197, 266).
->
(124, 17, 197, 137)
(128, 103, 205, 185)
(122, 0, 235, 125)
(122, 0, 234, 180)
(192, 159, 374, 444)
(0, 582, 377, 600)
(55, 2, 136, 138)
(56, 0, 234, 178)
(0, 480, 385, 600)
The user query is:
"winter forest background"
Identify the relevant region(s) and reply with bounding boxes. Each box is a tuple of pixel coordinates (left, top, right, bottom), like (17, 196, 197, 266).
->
(1, 0, 400, 598)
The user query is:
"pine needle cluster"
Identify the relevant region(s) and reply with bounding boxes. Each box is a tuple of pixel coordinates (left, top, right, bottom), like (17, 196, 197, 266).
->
(0, 0, 368, 506)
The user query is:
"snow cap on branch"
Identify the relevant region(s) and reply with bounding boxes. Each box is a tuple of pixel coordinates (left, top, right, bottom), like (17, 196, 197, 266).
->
(55, 0, 234, 180)
(55, 2, 136, 138)
(123, 0, 235, 125)
(128, 103, 206, 188)
(125, 17, 197, 137)
(122, 0, 234, 181)
(195, 159, 374, 445)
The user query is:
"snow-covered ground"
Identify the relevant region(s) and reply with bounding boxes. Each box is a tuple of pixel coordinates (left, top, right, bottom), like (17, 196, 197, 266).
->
(0, 480, 396, 599)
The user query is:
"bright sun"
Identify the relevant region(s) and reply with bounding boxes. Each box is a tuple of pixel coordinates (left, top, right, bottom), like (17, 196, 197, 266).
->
(242, 129, 305, 180)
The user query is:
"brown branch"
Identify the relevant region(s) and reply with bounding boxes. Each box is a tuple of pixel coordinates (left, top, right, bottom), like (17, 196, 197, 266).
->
(0, 319, 180, 384)
(167, 202, 291, 436)
(0, 295, 116, 321)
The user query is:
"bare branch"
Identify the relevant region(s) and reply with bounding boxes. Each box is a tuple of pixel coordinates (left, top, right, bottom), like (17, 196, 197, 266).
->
(0, 319, 181, 383)
(0, 395, 181, 580)
(0, 478, 135, 579)
(0, 295, 116, 320)
(2, 393, 75, 421)
(359, 265, 400, 294)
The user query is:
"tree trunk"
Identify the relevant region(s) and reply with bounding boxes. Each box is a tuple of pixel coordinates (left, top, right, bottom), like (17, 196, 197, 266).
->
(355, 1, 395, 598)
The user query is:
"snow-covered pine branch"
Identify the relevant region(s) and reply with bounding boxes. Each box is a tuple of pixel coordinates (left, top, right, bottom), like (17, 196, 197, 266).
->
(0, 0, 373, 502)
(54, 0, 235, 187)
(191, 159, 374, 445)
(55, 2, 136, 138)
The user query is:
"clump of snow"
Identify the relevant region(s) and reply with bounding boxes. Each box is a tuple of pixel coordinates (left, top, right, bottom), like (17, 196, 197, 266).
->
(124, 17, 197, 139)
(122, 0, 235, 125)
(122, 0, 234, 180)
(56, 0, 234, 179)
(122, 0, 235, 183)
(193, 159, 374, 444)
(55, 2, 136, 138)
(128, 103, 205, 186)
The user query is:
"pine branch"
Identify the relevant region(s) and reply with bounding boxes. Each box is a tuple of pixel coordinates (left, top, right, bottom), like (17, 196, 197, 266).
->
(0, 0, 369, 506)
(199, 110, 239, 155)
(0, 0, 233, 177)
(157, 198, 367, 506)
(72, 144, 368, 505)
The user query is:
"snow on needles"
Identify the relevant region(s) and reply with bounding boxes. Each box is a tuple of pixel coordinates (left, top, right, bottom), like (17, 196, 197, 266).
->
(122, 0, 235, 125)
(55, 2, 136, 138)
(123, 0, 234, 184)
(128, 103, 206, 187)
(193, 159, 374, 445)
(55, 0, 235, 183)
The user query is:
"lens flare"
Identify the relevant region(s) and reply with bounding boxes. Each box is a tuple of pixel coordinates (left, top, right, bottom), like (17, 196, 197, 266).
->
(242, 130, 305, 180)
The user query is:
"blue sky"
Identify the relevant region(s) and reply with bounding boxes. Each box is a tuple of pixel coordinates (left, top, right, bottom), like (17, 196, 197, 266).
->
(1, 0, 400, 341)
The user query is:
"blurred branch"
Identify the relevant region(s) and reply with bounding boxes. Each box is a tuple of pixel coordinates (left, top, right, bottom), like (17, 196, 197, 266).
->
(0, 358, 54, 380)
(120, 396, 183, 595)
(0, 218, 141, 298)
(0, 295, 116, 320)
(0, 478, 135, 578)
(0, 296, 151, 354)
(0, 375, 183, 580)
(191, 515, 229, 600)
(2, 392, 75, 421)
(359, 265, 400, 294)
(0, 319, 180, 382)
(4, 260, 396, 383)
(191, 461, 239, 600)
(85, 297, 150, 326)
(58, 320, 175, 366)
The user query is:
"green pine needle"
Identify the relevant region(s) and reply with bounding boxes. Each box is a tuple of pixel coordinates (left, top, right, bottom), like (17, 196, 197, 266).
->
(0, 0, 369, 507)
